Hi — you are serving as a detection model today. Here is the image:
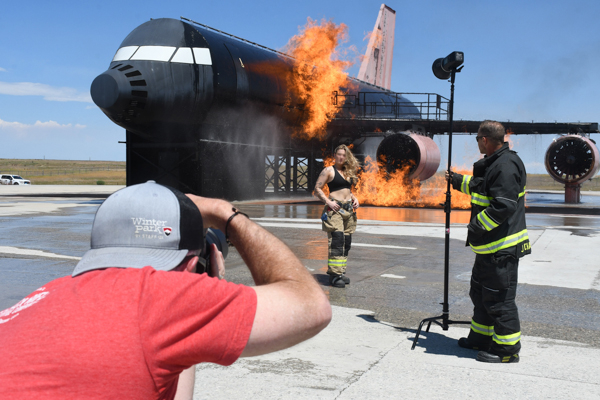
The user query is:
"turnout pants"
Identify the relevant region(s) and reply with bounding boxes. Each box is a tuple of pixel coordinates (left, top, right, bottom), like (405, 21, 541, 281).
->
(322, 200, 357, 275)
(467, 252, 521, 356)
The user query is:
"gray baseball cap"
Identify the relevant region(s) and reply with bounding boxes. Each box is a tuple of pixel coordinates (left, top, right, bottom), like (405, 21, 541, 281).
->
(72, 181, 204, 277)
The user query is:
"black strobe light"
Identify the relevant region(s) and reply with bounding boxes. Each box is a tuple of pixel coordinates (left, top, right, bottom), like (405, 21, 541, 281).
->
(413, 51, 468, 350)
(432, 51, 464, 80)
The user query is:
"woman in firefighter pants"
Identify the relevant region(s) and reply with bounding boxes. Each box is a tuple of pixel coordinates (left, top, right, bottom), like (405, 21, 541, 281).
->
(314, 144, 360, 288)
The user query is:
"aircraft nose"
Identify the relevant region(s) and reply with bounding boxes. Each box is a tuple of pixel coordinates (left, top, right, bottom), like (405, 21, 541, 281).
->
(90, 66, 148, 130)
(91, 74, 119, 108)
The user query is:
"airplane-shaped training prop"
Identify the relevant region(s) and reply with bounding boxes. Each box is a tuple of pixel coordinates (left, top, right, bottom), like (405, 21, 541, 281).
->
(91, 4, 598, 203)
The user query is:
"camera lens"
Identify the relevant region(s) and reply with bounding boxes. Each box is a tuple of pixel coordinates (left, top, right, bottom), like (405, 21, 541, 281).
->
(205, 228, 228, 259)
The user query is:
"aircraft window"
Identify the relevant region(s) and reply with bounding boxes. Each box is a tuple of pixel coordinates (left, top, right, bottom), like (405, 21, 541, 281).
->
(130, 46, 176, 62)
(113, 46, 139, 61)
(171, 48, 194, 64)
(193, 48, 212, 65)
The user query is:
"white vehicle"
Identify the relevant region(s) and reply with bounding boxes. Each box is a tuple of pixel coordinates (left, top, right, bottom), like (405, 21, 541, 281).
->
(0, 174, 31, 185)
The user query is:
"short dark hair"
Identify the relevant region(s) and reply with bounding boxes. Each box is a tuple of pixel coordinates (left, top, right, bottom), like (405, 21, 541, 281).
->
(478, 120, 505, 145)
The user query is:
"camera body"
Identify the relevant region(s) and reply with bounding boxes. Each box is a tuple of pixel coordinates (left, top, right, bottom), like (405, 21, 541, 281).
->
(196, 228, 228, 277)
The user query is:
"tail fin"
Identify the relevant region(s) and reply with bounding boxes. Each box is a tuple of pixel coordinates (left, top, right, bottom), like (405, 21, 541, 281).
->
(357, 4, 396, 90)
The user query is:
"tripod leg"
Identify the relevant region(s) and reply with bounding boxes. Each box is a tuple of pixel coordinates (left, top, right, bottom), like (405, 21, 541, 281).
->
(411, 319, 428, 350)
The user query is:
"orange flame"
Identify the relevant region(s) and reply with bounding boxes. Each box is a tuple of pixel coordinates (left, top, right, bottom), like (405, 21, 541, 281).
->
(323, 155, 335, 168)
(363, 29, 383, 46)
(505, 129, 514, 149)
(283, 18, 355, 139)
(354, 157, 472, 209)
(317, 156, 472, 209)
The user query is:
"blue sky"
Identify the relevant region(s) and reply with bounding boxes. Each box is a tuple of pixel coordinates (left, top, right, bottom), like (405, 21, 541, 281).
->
(1, 0, 599, 173)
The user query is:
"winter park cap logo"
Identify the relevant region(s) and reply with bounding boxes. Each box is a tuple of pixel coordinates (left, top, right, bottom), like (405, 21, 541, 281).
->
(131, 217, 173, 238)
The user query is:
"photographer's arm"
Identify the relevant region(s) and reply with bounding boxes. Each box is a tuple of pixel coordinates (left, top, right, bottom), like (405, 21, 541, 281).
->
(185, 195, 332, 358)
(174, 366, 195, 400)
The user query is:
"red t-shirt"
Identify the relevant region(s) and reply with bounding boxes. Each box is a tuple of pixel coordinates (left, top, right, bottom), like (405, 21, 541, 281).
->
(0, 267, 257, 399)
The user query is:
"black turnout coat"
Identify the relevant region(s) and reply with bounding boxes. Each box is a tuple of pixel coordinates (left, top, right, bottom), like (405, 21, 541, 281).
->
(451, 143, 531, 258)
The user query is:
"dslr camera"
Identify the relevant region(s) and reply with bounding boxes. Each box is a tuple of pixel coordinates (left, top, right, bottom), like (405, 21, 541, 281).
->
(196, 228, 228, 277)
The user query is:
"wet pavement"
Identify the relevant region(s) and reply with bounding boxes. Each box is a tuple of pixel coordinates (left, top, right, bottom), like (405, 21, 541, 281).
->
(2, 186, 600, 399)
(1, 190, 599, 346)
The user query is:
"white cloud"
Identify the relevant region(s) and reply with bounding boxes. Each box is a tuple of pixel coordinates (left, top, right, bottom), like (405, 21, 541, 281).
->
(0, 118, 86, 130)
(0, 81, 92, 103)
(0, 67, 6, 72)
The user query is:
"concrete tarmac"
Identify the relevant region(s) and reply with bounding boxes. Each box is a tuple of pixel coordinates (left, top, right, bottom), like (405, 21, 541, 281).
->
(1, 185, 599, 399)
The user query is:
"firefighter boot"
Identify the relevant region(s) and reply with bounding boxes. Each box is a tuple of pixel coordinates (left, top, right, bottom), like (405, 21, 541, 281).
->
(476, 351, 519, 363)
(458, 337, 490, 351)
(329, 274, 346, 288)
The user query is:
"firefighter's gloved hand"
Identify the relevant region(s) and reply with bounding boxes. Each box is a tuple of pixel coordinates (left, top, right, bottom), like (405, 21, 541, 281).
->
(445, 169, 454, 181)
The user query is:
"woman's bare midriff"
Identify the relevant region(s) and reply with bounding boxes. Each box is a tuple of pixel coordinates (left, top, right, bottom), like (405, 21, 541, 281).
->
(329, 188, 352, 202)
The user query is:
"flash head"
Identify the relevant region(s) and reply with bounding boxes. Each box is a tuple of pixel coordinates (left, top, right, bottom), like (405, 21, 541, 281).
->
(432, 51, 464, 80)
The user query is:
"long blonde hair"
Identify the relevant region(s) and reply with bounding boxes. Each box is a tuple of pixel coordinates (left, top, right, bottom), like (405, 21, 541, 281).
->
(334, 144, 360, 184)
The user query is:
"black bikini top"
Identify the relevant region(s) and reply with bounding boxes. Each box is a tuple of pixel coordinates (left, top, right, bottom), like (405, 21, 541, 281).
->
(327, 168, 352, 192)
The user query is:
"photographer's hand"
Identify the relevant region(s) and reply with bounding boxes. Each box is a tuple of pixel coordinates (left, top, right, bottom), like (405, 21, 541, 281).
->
(208, 243, 225, 279)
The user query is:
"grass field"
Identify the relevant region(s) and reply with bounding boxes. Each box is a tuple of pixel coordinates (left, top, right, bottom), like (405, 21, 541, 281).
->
(0, 159, 126, 185)
(1, 158, 599, 190)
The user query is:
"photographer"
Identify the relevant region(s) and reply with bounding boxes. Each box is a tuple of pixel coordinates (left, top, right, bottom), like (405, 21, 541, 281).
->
(0, 181, 331, 399)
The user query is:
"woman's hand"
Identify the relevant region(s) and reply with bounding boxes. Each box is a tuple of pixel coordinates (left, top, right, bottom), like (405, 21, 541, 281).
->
(352, 196, 359, 210)
(327, 199, 340, 211)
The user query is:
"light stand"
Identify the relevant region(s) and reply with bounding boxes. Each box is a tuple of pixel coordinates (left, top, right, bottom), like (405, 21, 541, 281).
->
(412, 52, 469, 350)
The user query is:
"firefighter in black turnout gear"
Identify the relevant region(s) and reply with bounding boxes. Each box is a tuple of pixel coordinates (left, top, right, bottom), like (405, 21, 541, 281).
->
(314, 145, 360, 288)
(447, 120, 530, 363)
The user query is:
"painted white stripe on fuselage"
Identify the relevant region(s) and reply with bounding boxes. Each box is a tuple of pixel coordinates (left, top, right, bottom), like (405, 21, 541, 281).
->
(192, 48, 212, 65)
(113, 46, 139, 61)
(130, 46, 176, 62)
(111, 46, 213, 65)
(171, 47, 194, 64)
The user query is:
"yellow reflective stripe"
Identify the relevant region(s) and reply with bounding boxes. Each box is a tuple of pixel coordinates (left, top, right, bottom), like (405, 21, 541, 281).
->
(461, 175, 472, 195)
(328, 259, 346, 265)
(471, 192, 492, 207)
(477, 210, 499, 231)
(519, 187, 526, 198)
(493, 331, 521, 345)
(470, 229, 529, 254)
(471, 320, 494, 336)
